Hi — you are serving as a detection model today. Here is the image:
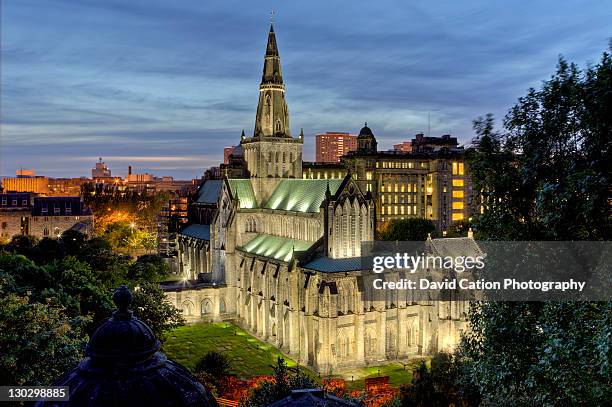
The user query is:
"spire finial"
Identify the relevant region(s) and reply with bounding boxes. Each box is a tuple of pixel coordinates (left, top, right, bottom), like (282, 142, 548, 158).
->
(270, 10, 276, 25)
(364, 121, 367, 127)
(112, 284, 133, 319)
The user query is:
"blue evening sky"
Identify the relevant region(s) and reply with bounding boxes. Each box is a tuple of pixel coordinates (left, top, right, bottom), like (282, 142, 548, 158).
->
(1, 0, 610, 179)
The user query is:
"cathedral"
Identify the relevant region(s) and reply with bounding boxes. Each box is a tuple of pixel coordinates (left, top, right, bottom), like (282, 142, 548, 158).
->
(163, 24, 471, 373)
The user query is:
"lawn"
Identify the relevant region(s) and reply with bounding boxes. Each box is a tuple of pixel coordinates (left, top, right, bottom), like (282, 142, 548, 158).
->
(333, 359, 427, 390)
(164, 321, 426, 389)
(163, 322, 305, 378)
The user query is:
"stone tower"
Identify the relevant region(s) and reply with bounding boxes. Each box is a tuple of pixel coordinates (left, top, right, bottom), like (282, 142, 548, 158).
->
(357, 123, 377, 153)
(241, 25, 303, 203)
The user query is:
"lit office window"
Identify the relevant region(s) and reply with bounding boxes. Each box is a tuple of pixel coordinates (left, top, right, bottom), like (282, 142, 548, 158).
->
(452, 162, 465, 175)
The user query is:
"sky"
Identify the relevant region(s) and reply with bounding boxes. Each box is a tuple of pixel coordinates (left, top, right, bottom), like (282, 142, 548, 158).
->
(1, 0, 610, 179)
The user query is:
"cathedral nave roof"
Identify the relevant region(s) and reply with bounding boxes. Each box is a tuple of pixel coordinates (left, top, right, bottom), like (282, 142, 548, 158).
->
(179, 224, 211, 241)
(239, 233, 315, 262)
(227, 179, 258, 209)
(302, 256, 364, 273)
(263, 179, 343, 213)
(196, 179, 223, 204)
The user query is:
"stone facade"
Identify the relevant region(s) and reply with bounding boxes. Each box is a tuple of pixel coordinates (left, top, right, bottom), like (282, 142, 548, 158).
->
(164, 24, 468, 373)
(0, 192, 93, 241)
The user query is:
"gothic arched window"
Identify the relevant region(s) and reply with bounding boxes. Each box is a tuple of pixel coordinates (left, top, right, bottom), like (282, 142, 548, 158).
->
(365, 329, 376, 354)
(201, 299, 213, 315)
(182, 301, 194, 316)
(246, 217, 257, 233)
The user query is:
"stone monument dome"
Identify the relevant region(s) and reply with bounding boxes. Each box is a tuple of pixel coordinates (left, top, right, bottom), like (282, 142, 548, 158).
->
(36, 285, 218, 407)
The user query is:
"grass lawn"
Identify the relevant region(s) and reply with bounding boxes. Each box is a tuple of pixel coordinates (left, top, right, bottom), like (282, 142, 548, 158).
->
(333, 359, 427, 390)
(164, 321, 426, 389)
(163, 322, 307, 378)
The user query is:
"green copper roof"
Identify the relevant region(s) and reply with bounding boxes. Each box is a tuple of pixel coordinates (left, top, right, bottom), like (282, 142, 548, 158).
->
(264, 179, 343, 213)
(227, 179, 257, 209)
(239, 234, 314, 262)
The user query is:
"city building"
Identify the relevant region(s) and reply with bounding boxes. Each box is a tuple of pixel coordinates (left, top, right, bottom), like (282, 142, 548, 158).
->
(163, 24, 469, 374)
(157, 195, 190, 258)
(92, 158, 112, 178)
(48, 177, 90, 196)
(224, 146, 236, 164)
(316, 132, 357, 163)
(16, 168, 36, 177)
(2, 169, 50, 194)
(410, 133, 461, 153)
(393, 141, 412, 153)
(302, 162, 347, 180)
(0, 193, 93, 241)
(0, 192, 31, 241)
(342, 131, 474, 232)
(126, 166, 154, 183)
(220, 143, 247, 178)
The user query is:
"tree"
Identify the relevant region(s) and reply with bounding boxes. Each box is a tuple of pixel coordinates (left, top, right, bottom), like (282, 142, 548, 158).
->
(459, 49, 612, 405)
(397, 354, 476, 407)
(243, 357, 319, 407)
(4, 235, 39, 259)
(445, 219, 471, 238)
(59, 230, 88, 256)
(102, 221, 134, 249)
(0, 274, 88, 386)
(0, 231, 185, 387)
(378, 218, 436, 241)
(128, 254, 170, 283)
(130, 282, 184, 342)
(195, 351, 232, 379)
(399, 361, 437, 407)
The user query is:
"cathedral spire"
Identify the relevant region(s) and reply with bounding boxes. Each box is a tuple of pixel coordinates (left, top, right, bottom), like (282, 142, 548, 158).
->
(242, 22, 303, 188)
(254, 23, 290, 137)
(261, 25, 283, 85)
(266, 25, 279, 57)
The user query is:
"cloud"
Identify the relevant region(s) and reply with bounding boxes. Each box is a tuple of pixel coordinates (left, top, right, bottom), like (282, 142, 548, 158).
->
(1, 0, 610, 178)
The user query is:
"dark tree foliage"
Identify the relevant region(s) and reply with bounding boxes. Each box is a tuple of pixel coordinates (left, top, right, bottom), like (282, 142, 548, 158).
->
(131, 282, 184, 342)
(398, 354, 479, 407)
(128, 254, 170, 283)
(243, 357, 319, 407)
(445, 219, 471, 238)
(194, 351, 232, 379)
(378, 218, 437, 241)
(0, 232, 184, 385)
(460, 50, 612, 405)
(0, 273, 89, 386)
